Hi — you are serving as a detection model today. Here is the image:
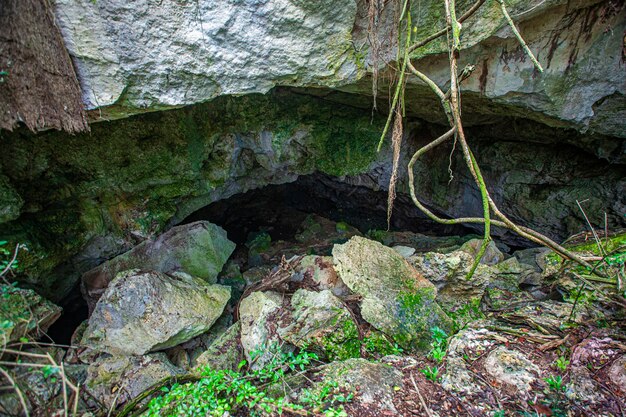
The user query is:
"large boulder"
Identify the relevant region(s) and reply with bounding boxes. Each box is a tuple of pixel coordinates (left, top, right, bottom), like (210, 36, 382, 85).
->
(81, 270, 231, 355)
(239, 289, 359, 363)
(332, 236, 452, 351)
(84, 353, 182, 409)
(81, 221, 235, 311)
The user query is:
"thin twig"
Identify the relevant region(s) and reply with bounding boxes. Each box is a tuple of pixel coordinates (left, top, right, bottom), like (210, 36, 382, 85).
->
(567, 281, 586, 323)
(410, 373, 434, 417)
(0, 366, 30, 417)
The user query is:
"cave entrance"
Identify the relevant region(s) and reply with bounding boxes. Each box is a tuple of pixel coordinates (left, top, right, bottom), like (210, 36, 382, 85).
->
(47, 173, 478, 345)
(182, 173, 478, 270)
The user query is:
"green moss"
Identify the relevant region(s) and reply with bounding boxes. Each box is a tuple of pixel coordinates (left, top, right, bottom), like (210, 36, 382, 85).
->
(320, 318, 361, 361)
(444, 297, 484, 330)
(544, 232, 626, 276)
(393, 285, 452, 351)
(310, 118, 381, 176)
(363, 331, 404, 357)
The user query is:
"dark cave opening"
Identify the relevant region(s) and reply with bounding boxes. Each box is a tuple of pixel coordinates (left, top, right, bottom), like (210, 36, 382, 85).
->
(182, 173, 477, 247)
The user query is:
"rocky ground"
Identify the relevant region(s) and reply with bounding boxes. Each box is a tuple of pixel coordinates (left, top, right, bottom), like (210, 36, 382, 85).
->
(1, 211, 624, 417)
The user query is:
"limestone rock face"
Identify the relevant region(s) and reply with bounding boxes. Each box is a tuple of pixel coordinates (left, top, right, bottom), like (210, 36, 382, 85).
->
(81, 221, 235, 310)
(364, 0, 626, 137)
(81, 270, 231, 356)
(52, 0, 624, 136)
(332, 236, 452, 351)
(53, 0, 361, 113)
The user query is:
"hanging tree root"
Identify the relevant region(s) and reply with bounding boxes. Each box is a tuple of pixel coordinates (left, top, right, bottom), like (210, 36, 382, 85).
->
(379, 0, 597, 279)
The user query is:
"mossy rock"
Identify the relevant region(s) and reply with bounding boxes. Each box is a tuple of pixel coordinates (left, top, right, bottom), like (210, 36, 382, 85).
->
(332, 236, 453, 351)
(194, 322, 242, 372)
(0, 284, 61, 344)
(81, 270, 231, 356)
(277, 289, 360, 361)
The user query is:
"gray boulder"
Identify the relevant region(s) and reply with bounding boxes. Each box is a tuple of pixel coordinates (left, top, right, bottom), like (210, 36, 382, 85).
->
(84, 353, 182, 409)
(332, 236, 452, 351)
(81, 270, 231, 355)
(238, 291, 284, 369)
(81, 221, 235, 311)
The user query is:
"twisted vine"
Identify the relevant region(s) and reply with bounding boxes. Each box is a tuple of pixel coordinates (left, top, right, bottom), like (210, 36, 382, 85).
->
(378, 0, 597, 279)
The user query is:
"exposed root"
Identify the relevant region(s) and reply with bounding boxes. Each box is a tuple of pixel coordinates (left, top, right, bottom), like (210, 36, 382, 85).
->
(377, 0, 598, 279)
(387, 107, 403, 230)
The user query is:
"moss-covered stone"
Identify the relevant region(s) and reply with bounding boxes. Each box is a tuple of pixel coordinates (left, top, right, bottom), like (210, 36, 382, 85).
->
(277, 289, 359, 361)
(333, 236, 453, 352)
(0, 284, 62, 344)
(81, 270, 231, 356)
(194, 322, 242, 372)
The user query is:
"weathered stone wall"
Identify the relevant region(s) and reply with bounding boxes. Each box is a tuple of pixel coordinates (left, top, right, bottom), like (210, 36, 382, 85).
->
(52, 0, 625, 135)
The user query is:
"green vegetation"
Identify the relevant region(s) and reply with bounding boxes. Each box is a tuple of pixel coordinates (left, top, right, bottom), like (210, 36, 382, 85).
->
(420, 365, 439, 382)
(427, 326, 448, 363)
(418, 326, 448, 382)
(446, 297, 484, 331)
(145, 347, 353, 417)
(544, 375, 566, 392)
(320, 320, 404, 361)
(554, 355, 570, 372)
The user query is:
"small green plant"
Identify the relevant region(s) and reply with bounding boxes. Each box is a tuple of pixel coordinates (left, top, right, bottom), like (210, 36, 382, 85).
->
(145, 347, 353, 417)
(427, 326, 448, 363)
(492, 411, 505, 417)
(544, 375, 566, 392)
(430, 345, 446, 363)
(554, 356, 569, 372)
(420, 366, 439, 382)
